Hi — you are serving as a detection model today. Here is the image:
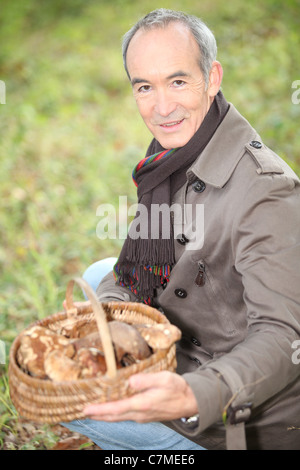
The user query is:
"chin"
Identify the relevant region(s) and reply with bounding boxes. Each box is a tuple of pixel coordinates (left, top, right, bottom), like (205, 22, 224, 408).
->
(157, 135, 191, 149)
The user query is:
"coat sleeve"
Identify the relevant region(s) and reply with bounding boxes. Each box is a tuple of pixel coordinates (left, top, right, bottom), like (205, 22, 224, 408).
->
(175, 169, 300, 435)
(96, 270, 138, 303)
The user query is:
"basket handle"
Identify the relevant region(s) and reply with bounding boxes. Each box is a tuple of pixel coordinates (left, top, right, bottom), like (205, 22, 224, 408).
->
(65, 277, 117, 378)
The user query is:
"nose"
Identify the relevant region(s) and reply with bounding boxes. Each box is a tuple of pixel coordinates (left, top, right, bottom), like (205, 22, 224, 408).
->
(154, 89, 177, 118)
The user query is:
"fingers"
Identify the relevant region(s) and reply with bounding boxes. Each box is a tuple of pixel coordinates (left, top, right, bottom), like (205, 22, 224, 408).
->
(83, 394, 148, 422)
(83, 372, 180, 417)
(83, 376, 164, 421)
(128, 371, 189, 401)
(82, 372, 185, 422)
(129, 371, 176, 391)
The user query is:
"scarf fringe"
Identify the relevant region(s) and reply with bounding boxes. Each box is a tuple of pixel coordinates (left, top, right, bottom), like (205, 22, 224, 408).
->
(114, 236, 175, 304)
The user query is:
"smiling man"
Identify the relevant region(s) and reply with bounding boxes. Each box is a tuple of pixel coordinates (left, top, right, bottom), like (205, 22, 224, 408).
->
(62, 9, 300, 450)
(126, 21, 222, 149)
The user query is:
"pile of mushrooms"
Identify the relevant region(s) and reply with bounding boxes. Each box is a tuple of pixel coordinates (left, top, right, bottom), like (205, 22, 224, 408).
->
(16, 319, 181, 382)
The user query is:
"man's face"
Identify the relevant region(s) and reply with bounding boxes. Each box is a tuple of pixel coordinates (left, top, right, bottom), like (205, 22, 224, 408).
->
(126, 22, 221, 149)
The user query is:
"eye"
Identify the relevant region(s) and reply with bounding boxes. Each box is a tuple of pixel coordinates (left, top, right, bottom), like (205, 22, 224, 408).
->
(138, 84, 152, 93)
(172, 80, 186, 87)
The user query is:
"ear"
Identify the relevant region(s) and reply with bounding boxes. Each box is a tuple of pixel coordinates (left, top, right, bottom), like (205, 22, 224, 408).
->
(207, 61, 223, 97)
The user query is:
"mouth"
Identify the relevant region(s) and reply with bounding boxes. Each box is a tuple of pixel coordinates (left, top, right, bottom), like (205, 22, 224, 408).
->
(159, 119, 184, 131)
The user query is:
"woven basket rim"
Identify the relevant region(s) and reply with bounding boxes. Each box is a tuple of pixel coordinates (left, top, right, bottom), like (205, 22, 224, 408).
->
(9, 299, 173, 388)
(9, 332, 168, 388)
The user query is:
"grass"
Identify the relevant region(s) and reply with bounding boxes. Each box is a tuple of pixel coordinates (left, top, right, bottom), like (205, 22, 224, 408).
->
(0, 0, 299, 449)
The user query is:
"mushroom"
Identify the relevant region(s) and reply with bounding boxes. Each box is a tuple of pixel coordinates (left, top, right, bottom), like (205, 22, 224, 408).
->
(71, 332, 103, 353)
(108, 321, 152, 362)
(59, 319, 98, 339)
(70, 321, 152, 363)
(44, 349, 81, 381)
(17, 325, 75, 378)
(135, 323, 182, 349)
(76, 348, 108, 378)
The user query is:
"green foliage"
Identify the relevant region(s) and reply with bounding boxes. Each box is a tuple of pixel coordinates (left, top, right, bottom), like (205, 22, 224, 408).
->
(0, 0, 299, 449)
(0, 365, 17, 448)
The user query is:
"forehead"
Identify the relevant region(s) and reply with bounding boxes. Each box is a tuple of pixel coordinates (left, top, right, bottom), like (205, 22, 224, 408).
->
(126, 22, 201, 79)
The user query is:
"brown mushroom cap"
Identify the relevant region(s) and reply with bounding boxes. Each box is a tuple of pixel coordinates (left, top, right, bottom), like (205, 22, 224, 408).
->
(76, 348, 108, 378)
(108, 321, 152, 361)
(16, 325, 75, 378)
(70, 320, 152, 363)
(44, 349, 81, 381)
(71, 332, 103, 352)
(135, 323, 182, 349)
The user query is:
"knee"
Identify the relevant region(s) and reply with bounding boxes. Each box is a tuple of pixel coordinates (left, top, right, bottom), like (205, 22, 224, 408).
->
(82, 257, 117, 293)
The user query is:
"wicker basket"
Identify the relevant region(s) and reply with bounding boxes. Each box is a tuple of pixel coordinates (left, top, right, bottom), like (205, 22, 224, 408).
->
(9, 277, 180, 424)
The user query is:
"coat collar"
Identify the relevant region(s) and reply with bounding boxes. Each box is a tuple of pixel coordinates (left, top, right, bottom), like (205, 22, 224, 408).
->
(187, 104, 258, 188)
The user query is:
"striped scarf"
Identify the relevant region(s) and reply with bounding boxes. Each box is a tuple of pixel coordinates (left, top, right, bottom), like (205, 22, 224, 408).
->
(113, 91, 229, 305)
(132, 149, 177, 187)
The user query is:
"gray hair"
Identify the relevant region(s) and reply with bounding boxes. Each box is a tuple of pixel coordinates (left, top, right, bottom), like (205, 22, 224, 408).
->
(122, 8, 217, 87)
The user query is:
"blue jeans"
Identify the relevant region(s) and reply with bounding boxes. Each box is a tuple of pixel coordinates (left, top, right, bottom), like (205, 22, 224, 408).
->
(62, 258, 204, 451)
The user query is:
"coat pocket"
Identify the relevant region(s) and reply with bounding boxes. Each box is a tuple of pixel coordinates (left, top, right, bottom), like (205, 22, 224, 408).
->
(194, 259, 237, 336)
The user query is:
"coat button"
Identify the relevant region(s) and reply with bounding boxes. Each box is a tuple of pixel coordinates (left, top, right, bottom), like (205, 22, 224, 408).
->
(176, 234, 189, 245)
(174, 288, 187, 298)
(191, 337, 201, 347)
(250, 140, 262, 149)
(192, 179, 206, 193)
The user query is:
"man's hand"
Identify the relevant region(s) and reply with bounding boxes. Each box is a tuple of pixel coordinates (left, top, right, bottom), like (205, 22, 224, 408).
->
(83, 371, 198, 423)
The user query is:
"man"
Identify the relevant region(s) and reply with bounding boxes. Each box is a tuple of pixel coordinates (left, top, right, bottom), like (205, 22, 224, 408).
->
(63, 9, 300, 450)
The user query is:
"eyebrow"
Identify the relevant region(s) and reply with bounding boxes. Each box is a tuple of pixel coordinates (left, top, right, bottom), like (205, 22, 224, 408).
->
(131, 71, 190, 87)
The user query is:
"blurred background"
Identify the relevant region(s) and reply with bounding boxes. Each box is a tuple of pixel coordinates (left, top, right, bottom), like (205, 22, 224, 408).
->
(0, 0, 299, 448)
